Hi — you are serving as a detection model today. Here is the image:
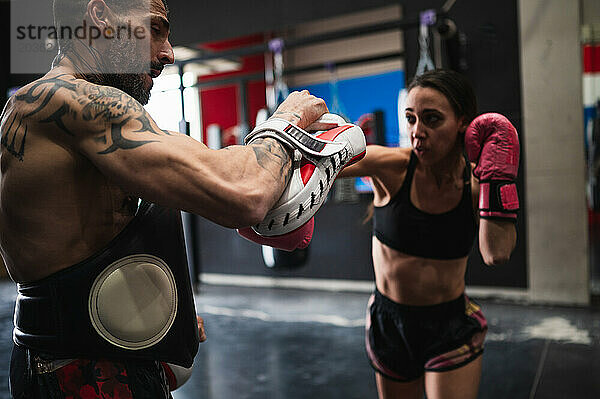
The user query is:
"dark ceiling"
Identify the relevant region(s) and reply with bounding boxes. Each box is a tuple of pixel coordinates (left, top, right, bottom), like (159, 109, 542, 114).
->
(166, 0, 404, 46)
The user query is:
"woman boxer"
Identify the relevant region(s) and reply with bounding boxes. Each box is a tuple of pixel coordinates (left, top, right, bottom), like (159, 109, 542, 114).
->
(339, 69, 518, 399)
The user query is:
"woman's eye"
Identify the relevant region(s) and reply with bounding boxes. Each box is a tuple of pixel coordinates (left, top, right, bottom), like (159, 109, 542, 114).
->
(425, 115, 440, 124)
(405, 114, 416, 124)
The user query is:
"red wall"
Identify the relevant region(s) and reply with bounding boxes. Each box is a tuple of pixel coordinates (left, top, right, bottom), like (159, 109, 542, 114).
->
(198, 34, 268, 144)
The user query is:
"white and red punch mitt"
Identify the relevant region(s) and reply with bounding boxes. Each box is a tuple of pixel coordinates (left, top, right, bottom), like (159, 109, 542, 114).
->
(237, 113, 366, 250)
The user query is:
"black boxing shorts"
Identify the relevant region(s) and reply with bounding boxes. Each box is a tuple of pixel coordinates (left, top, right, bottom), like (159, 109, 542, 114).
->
(10, 344, 172, 399)
(365, 289, 487, 382)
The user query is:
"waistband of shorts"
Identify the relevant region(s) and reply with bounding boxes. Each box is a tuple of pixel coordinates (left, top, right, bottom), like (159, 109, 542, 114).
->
(373, 288, 466, 318)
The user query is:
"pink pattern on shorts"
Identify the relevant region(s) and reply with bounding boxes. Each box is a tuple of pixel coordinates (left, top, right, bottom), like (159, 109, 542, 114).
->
(425, 297, 488, 371)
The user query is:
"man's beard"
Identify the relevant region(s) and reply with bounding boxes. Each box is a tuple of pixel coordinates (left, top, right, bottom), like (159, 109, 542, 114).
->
(80, 38, 153, 105)
(103, 38, 152, 105)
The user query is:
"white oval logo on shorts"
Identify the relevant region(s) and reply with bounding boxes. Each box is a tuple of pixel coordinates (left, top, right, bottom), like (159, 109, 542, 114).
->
(88, 254, 178, 350)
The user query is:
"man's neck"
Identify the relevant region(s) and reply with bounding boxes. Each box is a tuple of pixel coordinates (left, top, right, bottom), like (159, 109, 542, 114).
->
(53, 41, 106, 82)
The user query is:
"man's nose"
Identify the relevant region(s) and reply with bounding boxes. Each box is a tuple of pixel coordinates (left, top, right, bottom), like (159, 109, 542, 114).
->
(158, 39, 174, 65)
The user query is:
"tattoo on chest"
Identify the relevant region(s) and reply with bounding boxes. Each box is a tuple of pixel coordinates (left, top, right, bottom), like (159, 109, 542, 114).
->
(1, 74, 174, 160)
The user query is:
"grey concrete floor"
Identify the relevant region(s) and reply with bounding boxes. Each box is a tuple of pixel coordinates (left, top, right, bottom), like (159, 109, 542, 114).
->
(0, 281, 599, 398)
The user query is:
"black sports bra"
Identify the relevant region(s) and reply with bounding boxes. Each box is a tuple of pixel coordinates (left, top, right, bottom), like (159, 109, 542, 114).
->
(373, 151, 477, 259)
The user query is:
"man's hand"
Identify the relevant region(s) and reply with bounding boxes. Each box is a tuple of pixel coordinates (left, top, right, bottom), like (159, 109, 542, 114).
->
(197, 315, 207, 342)
(272, 90, 329, 130)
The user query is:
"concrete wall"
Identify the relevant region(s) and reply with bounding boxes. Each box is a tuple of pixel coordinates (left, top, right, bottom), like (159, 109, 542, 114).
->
(582, 0, 600, 26)
(519, 0, 589, 304)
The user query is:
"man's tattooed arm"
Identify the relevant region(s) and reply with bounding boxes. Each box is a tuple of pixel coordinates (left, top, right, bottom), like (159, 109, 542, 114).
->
(247, 137, 293, 187)
(1, 74, 174, 159)
(1, 74, 299, 225)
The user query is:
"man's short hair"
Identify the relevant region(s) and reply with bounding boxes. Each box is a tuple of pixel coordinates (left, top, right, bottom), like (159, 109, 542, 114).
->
(53, 0, 169, 47)
(52, 0, 169, 47)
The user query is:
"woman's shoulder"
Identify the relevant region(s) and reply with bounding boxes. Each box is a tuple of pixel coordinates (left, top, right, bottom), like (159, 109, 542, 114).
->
(368, 146, 412, 206)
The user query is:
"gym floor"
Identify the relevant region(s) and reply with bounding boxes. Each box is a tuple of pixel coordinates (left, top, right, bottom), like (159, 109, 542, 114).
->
(0, 281, 598, 398)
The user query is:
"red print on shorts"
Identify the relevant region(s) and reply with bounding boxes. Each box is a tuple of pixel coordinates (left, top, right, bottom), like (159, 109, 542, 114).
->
(55, 359, 133, 399)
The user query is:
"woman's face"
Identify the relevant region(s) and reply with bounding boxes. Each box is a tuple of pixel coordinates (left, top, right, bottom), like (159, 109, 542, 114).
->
(405, 86, 467, 166)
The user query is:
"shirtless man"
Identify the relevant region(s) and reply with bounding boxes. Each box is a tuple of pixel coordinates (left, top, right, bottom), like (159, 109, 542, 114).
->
(1, 0, 330, 397)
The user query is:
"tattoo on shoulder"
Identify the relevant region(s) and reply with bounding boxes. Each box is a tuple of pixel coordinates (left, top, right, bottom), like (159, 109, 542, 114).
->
(0, 75, 75, 159)
(96, 117, 157, 154)
(0, 110, 27, 161)
(75, 84, 174, 153)
(15, 75, 78, 119)
(2, 74, 175, 159)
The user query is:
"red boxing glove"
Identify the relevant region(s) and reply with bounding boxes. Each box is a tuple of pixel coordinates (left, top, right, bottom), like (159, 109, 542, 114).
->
(237, 217, 314, 252)
(465, 113, 520, 221)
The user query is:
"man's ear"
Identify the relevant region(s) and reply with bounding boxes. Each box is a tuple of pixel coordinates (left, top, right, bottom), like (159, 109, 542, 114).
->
(86, 0, 109, 31)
